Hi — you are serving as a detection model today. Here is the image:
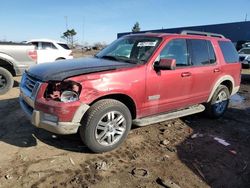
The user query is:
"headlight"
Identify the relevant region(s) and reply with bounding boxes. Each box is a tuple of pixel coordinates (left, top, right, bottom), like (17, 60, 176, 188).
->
(44, 80, 82, 102)
(246, 56, 250, 61)
(60, 90, 79, 103)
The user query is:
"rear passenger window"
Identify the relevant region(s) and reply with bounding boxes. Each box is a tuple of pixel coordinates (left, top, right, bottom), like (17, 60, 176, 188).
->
(218, 41, 239, 63)
(41, 42, 57, 50)
(160, 39, 189, 66)
(188, 39, 213, 66)
(30, 42, 38, 49)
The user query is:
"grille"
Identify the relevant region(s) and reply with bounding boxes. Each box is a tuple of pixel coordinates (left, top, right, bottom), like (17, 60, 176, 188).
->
(239, 56, 245, 62)
(25, 74, 39, 92)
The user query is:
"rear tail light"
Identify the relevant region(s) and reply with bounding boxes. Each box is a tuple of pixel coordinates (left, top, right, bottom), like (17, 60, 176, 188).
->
(28, 50, 37, 62)
(69, 51, 73, 56)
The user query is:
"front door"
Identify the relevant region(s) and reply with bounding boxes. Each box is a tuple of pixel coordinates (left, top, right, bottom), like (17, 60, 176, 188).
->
(142, 38, 194, 117)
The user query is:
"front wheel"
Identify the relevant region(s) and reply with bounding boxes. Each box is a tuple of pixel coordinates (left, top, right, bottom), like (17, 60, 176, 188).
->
(79, 99, 132, 153)
(205, 85, 230, 118)
(0, 67, 14, 95)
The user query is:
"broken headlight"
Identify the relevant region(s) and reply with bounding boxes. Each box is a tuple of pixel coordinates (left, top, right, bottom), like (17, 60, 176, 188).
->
(61, 90, 79, 102)
(44, 81, 82, 103)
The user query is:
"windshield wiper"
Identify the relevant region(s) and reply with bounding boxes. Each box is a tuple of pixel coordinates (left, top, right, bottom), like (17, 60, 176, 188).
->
(126, 58, 146, 64)
(100, 55, 119, 61)
(100, 55, 144, 64)
(99, 55, 135, 64)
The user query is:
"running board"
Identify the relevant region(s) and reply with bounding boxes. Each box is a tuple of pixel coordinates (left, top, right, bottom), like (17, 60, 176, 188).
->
(133, 104, 205, 127)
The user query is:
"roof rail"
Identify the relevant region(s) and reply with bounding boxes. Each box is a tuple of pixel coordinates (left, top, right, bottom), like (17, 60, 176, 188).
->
(180, 30, 225, 38)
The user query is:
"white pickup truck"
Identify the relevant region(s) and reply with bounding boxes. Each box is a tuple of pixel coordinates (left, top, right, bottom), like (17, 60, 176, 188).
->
(0, 42, 37, 95)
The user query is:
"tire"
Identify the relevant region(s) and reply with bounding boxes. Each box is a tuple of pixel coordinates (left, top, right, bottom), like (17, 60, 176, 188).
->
(56, 58, 65, 61)
(205, 85, 230, 119)
(0, 67, 14, 95)
(79, 99, 132, 153)
(242, 63, 250, 69)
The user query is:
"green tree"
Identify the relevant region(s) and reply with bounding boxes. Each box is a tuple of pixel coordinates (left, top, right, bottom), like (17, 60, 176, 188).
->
(61, 29, 77, 47)
(132, 22, 140, 32)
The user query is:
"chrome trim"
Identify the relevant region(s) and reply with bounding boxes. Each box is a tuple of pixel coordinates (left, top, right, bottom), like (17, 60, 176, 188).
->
(31, 82, 41, 100)
(20, 87, 35, 108)
(19, 97, 33, 119)
(20, 73, 42, 108)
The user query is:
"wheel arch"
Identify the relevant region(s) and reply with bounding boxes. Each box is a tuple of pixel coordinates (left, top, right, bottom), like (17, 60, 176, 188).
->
(0, 57, 16, 76)
(207, 75, 234, 102)
(89, 93, 137, 120)
(56, 57, 65, 61)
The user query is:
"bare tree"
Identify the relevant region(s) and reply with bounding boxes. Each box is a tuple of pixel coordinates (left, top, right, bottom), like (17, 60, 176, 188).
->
(132, 22, 140, 32)
(61, 29, 77, 47)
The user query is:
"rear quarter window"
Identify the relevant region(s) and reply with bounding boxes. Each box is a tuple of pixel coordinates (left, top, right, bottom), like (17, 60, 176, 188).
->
(58, 43, 70, 50)
(218, 41, 239, 63)
(41, 42, 57, 50)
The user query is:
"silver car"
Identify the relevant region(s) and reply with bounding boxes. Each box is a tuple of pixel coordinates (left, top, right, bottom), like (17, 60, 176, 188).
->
(239, 47, 250, 68)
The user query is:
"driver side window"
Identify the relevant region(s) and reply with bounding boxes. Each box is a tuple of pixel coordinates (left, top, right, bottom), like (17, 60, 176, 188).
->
(160, 39, 189, 66)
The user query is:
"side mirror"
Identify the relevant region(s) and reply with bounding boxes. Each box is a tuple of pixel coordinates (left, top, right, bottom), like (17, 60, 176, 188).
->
(154, 58, 176, 70)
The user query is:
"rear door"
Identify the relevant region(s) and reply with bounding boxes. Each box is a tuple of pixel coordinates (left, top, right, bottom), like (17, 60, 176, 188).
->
(186, 39, 220, 103)
(37, 42, 58, 63)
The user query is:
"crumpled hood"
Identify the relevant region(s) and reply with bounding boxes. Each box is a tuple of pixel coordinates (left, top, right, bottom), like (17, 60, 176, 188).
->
(27, 57, 137, 81)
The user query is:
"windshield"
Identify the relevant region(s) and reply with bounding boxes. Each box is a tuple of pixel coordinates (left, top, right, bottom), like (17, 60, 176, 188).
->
(96, 36, 162, 64)
(239, 48, 250, 54)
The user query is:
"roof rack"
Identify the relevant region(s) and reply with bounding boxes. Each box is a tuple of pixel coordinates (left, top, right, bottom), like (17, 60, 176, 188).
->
(180, 30, 225, 38)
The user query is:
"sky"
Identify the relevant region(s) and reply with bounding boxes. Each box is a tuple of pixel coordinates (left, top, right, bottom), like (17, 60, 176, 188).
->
(0, 0, 250, 45)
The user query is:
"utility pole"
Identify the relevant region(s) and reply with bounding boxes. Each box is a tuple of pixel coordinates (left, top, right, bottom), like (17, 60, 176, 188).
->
(64, 16, 68, 30)
(2, 35, 6, 42)
(82, 17, 85, 46)
(64, 16, 69, 44)
(245, 13, 248, 21)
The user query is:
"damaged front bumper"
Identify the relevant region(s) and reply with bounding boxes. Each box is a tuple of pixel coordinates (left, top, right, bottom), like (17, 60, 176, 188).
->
(20, 96, 89, 134)
(19, 73, 89, 135)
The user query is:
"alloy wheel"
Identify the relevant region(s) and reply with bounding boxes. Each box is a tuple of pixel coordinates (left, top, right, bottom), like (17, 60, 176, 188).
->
(0, 74, 7, 89)
(214, 90, 228, 114)
(95, 111, 126, 146)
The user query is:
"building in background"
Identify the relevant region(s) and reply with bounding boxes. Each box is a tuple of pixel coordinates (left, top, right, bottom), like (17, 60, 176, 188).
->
(118, 21, 250, 50)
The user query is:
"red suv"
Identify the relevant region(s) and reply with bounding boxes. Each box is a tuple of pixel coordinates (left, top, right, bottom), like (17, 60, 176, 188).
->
(20, 31, 241, 153)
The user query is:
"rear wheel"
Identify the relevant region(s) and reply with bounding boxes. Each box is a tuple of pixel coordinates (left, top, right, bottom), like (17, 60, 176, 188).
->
(79, 99, 132, 153)
(205, 85, 230, 118)
(0, 67, 14, 95)
(56, 58, 65, 61)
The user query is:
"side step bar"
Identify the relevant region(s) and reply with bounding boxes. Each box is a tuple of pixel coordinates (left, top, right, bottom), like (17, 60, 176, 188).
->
(133, 104, 205, 126)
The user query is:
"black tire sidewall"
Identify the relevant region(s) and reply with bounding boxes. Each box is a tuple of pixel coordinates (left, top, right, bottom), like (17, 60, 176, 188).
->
(209, 85, 230, 118)
(80, 100, 132, 153)
(0, 68, 13, 95)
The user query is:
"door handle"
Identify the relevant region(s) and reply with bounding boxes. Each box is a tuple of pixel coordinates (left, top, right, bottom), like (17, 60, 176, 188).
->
(181, 72, 192, 77)
(214, 68, 221, 73)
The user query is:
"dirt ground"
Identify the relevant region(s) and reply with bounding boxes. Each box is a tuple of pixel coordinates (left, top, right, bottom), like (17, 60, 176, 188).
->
(0, 67, 249, 188)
